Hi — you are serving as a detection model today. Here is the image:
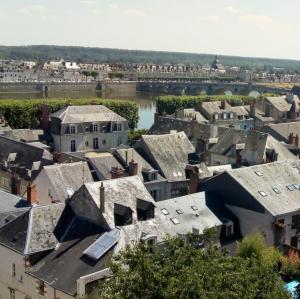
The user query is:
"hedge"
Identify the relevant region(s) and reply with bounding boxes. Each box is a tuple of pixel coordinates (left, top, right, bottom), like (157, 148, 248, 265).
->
(0, 98, 139, 129)
(156, 95, 256, 114)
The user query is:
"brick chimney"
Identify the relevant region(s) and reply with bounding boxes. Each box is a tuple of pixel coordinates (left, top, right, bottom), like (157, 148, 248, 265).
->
(128, 159, 138, 176)
(41, 103, 49, 131)
(27, 183, 37, 206)
(185, 165, 199, 194)
(288, 133, 294, 145)
(11, 173, 21, 195)
(111, 166, 124, 179)
(52, 151, 62, 163)
(99, 182, 105, 213)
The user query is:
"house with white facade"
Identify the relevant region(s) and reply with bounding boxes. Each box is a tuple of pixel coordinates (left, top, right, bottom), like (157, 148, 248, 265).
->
(50, 105, 129, 153)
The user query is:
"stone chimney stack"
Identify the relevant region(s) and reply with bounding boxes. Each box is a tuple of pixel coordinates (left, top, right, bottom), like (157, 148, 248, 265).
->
(99, 182, 105, 213)
(196, 138, 208, 163)
(185, 165, 199, 194)
(296, 134, 299, 147)
(111, 166, 124, 179)
(41, 103, 50, 131)
(250, 101, 256, 118)
(11, 173, 21, 195)
(129, 159, 138, 176)
(288, 133, 294, 145)
(27, 183, 37, 206)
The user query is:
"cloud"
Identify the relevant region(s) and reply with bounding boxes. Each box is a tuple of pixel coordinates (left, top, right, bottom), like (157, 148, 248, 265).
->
(19, 5, 48, 17)
(124, 9, 146, 17)
(80, 0, 96, 5)
(109, 4, 120, 10)
(239, 14, 273, 24)
(224, 6, 239, 15)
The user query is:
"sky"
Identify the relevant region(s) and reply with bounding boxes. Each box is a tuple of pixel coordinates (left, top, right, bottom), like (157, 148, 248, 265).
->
(0, 0, 299, 60)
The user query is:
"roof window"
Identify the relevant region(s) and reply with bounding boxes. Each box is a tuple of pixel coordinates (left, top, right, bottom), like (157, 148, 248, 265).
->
(176, 209, 183, 215)
(272, 187, 281, 194)
(170, 217, 180, 225)
(258, 191, 267, 197)
(255, 171, 263, 177)
(191, 205, 198, 211)
(287, 184, 296, 191)
(161, 208, 169, 215)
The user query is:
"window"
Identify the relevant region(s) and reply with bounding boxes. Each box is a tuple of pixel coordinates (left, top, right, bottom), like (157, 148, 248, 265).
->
(93, 123, 98, 132)
(85, 126, 90, 133)
(273, 187, 281, 194)
(226, 224, 233, 237)
(161, 208, 169, 215)
(9, 288, 15, 299)
(258, 191, 267, 197)
(229, 113, 234, 119)
(176, 209, 183, 215)
(170, 217, 180, 225)
(150, 190, 157, 200)
(287, 184, 296, 191)
(191, 205, 198, 211)
(38, 280, 45, 295)
(70, 125, 76, 134)
(255, 171, 263, 177)
(93, 138, 99, 149)
(102, 139, 106, 145)
(12, 264, 15, 277)
(70, 140, 76, 152)
(113, 123, 122, 131)
(292, 215, 300, 230)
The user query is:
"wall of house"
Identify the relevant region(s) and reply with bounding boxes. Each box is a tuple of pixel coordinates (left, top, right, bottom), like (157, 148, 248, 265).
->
(144, 180, 170, 201)
(209, 153, 230, 166)
(0, 245, 73, 299)
(225, 204, 275, 245)
(0, 170, 28, 196)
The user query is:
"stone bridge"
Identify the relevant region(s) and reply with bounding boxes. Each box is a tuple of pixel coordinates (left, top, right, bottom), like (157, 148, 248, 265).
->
(136, 82, 290, 96)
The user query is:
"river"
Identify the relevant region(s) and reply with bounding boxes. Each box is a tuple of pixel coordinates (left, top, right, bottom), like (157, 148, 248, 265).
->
(0, 89, 157, 130)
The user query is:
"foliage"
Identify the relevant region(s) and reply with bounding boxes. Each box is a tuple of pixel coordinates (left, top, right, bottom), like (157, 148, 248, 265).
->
(0, 98, 139, 129)
(91, 236, 290, 299)
(1, 45, 300, 71)
(237, 231, 282, 267)
(128, 129, 148, 146)
(156, 95, 255, 114)
(281, 250, 300, 280)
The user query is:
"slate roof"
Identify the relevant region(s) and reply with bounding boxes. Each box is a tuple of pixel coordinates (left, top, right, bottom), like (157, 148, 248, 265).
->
(40, 162, 93, 203)
(265, 96, 291, 112)
(201, 101, 223, 115)
(173, 108, 208, 123)
(86, 152, 124, 180)
(156, 192, 222, 235)
(227, 161, 300, 216)
(0, 189, 29, 228)
(262, 122, 300, 143)
(50, 105, 127, 124)
(244, 106, 274, 123)
(5, 129, 44, 142)
(229, 106, 249, 117)
(0, 135, 53, 179)
(140, 132, 195, 181)
(0, 203, 64, 255)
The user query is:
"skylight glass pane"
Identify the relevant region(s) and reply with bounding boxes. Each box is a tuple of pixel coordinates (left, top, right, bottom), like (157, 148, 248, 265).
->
(176, 209, 183, 215)
(161, 209, 169, 215)
(170, 217, 180, 225)
(255, 171, 263, 177)
(293, 184, 299, 190)
(191, 205, 198, 211)
(272, 187, 281, 194)
(287, 185, 295, 191)
(258, 191, 267, 197)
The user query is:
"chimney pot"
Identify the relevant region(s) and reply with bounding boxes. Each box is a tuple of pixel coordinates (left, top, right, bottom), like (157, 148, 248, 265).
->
(129, 159, 138, 176)
(99, 182, 105, 213)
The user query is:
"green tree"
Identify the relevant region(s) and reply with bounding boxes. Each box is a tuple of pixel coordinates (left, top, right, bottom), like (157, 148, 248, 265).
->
(81, 70, 91, 82)
(91, 236, 290, 299)
(90, 71, 99, 81)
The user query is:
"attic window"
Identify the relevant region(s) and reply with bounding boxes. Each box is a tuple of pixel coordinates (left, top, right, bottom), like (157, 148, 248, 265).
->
(255, 171, 263, 177)
(287, 184, 296, 191)
(191, 205, 198, 211)
(161, 209, 169, 215)
(273, 187, 281, 194)
(176, 209, 183, 215)
(170, 217, 180, 225)
(258, 191, 267, 197)
(293, 184, 299, 190)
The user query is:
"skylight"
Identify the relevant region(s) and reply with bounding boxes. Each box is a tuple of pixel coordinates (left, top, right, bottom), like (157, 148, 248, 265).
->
(293, 184, 299, 190)
(170, 217, 180, 225)
(161, 209, 169, 215)
(255, 171, 263, 177)
(191, 205, 198, 211)
(287, 185, 296, 191)
(176, 209, 183, 215)
(258, 191, 267, 197)
(272, 187, 281, 194)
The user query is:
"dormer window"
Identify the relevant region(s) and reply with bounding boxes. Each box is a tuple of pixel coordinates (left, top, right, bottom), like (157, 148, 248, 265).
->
(93, 123, 98, 132)
(70, 125, 76, 134)
(137, 198, 155, 221)
(214, 114, 219, 120)
(114, 203, 133, 226)
(113, 123, 122, 132)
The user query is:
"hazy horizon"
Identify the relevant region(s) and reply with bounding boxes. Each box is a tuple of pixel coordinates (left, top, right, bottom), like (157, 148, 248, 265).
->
(1, 0, 299, 60)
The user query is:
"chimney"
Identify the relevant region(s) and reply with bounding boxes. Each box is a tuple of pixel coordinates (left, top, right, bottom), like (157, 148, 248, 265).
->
(27, 183, 37, 206)
(129, 159, 138, 176)
(99, 182, 105, 213)
(220, 100, 227, 110)
(196, 138, 207, 163)
(41, 103, 49, 131)
(185, 165, 199, 194)
(53, 151, 62, 163)
(250, 101, 256, 118)
(288, 133, 294, 145)
(11, 173, 21, 195)
(296, 134, 299, 147)
(111, 166, 124, 179)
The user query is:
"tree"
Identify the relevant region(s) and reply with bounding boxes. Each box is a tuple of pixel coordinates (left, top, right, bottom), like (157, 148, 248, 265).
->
(90, 71, 99, 81)
(91, 236, 290, 299)
(81, 70, 91, 83)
